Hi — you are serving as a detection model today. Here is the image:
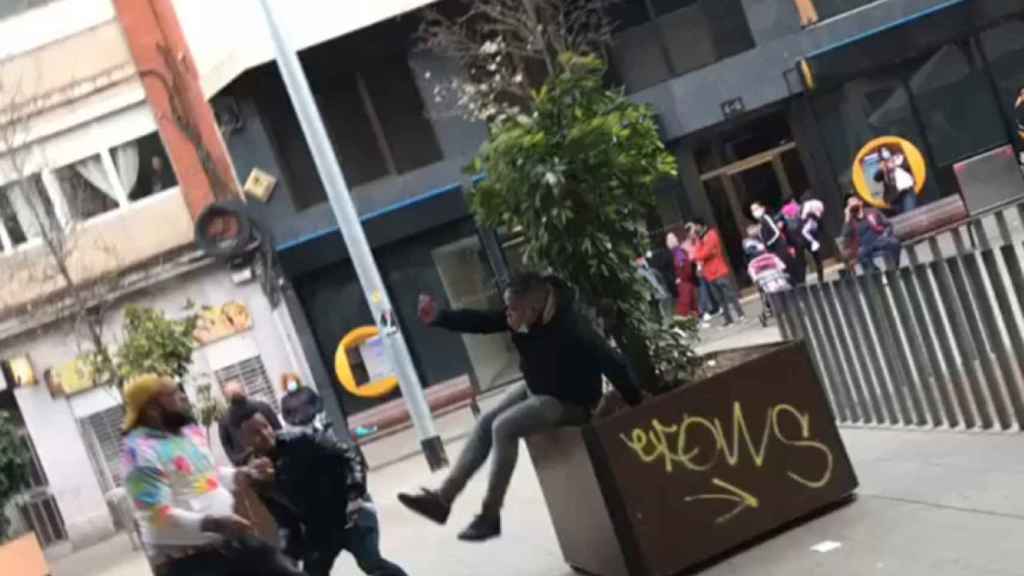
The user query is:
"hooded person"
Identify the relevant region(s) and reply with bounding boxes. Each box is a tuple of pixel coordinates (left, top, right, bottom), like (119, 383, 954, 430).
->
(218, 380, 282, 466)
(398, 272, 642, 542)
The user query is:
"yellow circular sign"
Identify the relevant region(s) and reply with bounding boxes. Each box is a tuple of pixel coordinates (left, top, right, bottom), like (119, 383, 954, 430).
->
(334, 326, 399, 399)
(852, 136, 927, 209)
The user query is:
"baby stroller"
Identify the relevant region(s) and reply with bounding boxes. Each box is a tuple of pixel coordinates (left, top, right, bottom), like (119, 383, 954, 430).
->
(744, 239, 791, 327)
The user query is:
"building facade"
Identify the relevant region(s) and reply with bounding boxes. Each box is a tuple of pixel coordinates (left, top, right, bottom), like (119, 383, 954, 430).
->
(2, 0, 1022, 555)
(0, 0, 312, 553)
(182, 0, 1024, 426)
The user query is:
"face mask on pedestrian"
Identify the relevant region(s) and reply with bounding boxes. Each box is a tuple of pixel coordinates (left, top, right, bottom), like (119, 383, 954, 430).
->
(751, 206, 765, 220)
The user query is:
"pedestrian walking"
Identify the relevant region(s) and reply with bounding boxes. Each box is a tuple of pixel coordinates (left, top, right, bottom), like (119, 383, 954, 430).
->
(635, 253, 673, 322)
(683, 228, 720, 323)
(398, 272, 642, 542)
(779, 198, 808, 285)
(120, 374, 303, 576)
(801, 196, 827, 283)
(666, 230, 698, 318)
(235, 408, 408, 576)
(842, 194, 902, 272)
(690, 220, 745, 327)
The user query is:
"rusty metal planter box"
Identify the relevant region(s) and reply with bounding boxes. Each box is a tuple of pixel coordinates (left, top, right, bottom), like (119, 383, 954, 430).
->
(527, 341, 858, 576)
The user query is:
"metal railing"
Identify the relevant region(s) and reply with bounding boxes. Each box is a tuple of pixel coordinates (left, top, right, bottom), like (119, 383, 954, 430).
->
(771, 200, 1024, 431)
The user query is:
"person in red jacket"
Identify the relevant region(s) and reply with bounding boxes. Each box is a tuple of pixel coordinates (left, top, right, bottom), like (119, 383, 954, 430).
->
(689, 219, 745, 327)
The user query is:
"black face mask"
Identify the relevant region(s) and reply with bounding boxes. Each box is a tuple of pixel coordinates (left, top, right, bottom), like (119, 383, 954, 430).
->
(163, 410, 194, 434)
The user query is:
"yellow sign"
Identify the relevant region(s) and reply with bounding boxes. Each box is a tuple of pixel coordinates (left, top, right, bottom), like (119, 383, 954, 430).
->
(54, 357, 96, 396)
(334, 326, 399, 399)
(194, 302, 253, 346)
(852, 136, 927, 209)
(6, 356, 36, 387)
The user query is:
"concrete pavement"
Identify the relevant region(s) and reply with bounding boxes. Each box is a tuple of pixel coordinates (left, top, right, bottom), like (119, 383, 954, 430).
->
(52, 423, 1024, 576)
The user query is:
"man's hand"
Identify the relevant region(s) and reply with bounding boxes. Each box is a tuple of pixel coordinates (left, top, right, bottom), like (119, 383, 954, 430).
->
(417, 294, 440, 325)
(238, 457, 274, 487)
(201, 514, 252, 539)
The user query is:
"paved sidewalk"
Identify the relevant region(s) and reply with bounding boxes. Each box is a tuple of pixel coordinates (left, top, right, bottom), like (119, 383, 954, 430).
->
(53, 425, 1024, 576)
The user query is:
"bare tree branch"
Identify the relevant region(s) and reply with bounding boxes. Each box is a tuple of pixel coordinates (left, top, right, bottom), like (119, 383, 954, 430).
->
(417, 0, 617, 122)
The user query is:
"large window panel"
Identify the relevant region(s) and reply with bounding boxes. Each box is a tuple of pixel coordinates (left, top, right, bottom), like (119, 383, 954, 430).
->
(0, 175, 55, 251)
(908, 43, 1007, 167)
(55, 155, 121, 222)
(362, 56, 443, 174)
(111, 132, 177, 201)
(317, 73, 391, 190)
(610, 22, 674, 92)
(812, 72, 942, 203)
(980, 18, 1024, 148)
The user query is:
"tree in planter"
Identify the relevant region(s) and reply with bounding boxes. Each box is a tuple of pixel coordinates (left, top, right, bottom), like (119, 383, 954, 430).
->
(0, 412, 31, 542)
(467, 54, 700, 392)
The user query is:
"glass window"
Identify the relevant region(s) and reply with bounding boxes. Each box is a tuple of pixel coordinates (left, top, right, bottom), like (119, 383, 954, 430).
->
(812, 72, 942, 203)
(607, 0, 652, 32)
(0, 175, 56, 251)
(908, 43, 1007, 167)
(362, 56, 444, 174)
(609, 0, 754, 93)
(980, 18, 1024, 150)
(111, 132, 177, 201)
(55, 156, 119, 222)
(808, 0, 882, 23)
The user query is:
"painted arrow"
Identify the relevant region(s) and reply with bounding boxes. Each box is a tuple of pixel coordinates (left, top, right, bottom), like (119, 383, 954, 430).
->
(684, 477, 760, 524)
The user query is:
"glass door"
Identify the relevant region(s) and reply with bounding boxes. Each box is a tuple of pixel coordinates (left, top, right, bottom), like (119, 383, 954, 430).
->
(432, 237, 522, 393)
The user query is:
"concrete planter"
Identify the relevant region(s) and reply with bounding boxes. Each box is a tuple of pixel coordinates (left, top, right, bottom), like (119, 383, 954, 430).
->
(0, 533, 49, 576)
(527, 341, 858, 576)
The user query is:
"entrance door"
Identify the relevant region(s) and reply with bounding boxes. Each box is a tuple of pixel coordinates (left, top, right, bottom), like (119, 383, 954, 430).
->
(700, 142, 811, 286)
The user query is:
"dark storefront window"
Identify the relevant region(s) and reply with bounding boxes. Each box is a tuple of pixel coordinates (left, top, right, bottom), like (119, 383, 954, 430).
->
(908, 43, 1007, 167)
(810, 20, 1024, 209)
(812, 72, 941, 203)
(609, 0, 754, 93)
(258, 17, 444, 211)
(980, 17, 1024, 151)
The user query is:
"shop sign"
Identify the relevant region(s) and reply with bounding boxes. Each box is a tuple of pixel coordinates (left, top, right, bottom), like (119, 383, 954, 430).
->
(852, 136, 927, 209)
(194, 302, 253, 346)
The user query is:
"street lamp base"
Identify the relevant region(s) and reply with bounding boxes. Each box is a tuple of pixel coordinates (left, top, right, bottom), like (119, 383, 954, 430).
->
(421, 435, 449, 471)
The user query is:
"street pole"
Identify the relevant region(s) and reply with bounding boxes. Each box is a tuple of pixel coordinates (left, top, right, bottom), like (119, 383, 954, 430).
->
(257, 0, 447, 470)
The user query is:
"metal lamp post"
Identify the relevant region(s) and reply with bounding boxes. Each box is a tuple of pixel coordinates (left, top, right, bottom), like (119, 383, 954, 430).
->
(257, 0, 447, 470)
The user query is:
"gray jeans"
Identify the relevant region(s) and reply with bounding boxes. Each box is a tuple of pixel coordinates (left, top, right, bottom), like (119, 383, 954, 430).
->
(439, 383, 588, 516)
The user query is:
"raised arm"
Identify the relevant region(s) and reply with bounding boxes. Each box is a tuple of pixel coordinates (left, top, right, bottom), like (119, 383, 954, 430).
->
(420, 294, 508, 334)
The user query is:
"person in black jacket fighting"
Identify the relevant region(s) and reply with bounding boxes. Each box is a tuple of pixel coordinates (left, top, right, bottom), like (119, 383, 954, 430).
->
(235, 407, 407, 576)
(398, 272, 642, 542)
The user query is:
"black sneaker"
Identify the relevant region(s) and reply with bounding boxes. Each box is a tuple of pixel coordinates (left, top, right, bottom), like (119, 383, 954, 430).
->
(398, 489, 451, 525)
(457, 514, 501, 542)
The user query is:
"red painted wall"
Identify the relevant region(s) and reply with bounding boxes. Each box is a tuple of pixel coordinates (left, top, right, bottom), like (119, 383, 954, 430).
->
(113, 0, 240, 220)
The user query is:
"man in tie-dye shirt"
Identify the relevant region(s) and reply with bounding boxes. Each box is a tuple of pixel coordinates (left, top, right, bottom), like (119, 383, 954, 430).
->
(120, 374, 304, 576)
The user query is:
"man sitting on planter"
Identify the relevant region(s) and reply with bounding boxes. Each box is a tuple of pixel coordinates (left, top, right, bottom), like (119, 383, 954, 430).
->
(398, 272, 643, 542)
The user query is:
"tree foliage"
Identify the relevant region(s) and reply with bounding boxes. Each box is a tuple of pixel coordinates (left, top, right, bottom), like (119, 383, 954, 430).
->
(115, 306, 198, 382)
(0, 412, 31, 542)
(468, 54, 700, 391)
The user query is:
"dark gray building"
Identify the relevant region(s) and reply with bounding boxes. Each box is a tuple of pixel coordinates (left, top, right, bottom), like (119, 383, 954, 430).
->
(211, 0, 1024, 419)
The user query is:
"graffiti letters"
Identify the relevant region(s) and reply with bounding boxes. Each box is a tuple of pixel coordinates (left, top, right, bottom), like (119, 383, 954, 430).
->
(620, 402, 834, 496)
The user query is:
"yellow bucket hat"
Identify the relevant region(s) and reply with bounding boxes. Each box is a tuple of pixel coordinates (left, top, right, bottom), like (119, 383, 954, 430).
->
(122, 374, 174, 431)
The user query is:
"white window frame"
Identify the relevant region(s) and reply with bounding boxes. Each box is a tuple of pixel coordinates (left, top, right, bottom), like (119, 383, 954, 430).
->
(0, 128, 178, 255)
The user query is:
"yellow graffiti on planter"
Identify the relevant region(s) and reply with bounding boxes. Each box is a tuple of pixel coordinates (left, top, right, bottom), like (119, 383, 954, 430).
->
(619, 402, 833, 490)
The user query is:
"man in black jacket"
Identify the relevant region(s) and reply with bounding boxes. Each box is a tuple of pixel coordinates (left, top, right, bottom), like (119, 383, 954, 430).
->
(235, 407, 407, 576)
(398, 273, 642, 542)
